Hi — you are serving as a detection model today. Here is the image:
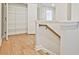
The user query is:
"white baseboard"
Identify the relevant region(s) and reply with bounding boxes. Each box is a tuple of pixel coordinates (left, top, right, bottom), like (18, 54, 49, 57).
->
(34, 45, 56, 55)
(28, 33, 36, 35)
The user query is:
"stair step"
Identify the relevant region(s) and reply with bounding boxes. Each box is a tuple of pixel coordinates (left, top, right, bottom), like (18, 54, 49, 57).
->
(37, 50, 49, 55)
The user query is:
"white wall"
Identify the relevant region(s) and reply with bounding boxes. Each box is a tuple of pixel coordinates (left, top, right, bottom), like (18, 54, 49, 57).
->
(55, 3, 68, 20)
(38, 3, 69, 21)
(0, 3, 2, 46)
(27, 3, 69, 34)
(60, 22, 79, 54)
(71, 3, 79, 20)
(28, 4, 37, 34)
(8, 4, 28, 35)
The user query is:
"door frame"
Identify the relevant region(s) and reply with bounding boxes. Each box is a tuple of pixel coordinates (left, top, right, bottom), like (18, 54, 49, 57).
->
(5, 3, 8, 40)
(2, 3, 8, 40)
(0, 3, 2, 46)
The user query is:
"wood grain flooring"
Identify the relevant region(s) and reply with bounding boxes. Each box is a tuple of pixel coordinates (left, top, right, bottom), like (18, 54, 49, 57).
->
(0, 34, 40, 55)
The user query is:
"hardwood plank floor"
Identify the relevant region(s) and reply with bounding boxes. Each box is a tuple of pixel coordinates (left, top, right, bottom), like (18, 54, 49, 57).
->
(0, 34, 40, 55)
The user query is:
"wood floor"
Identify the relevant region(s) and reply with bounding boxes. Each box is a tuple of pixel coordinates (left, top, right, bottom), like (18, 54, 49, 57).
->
(0, 34, 40, 55)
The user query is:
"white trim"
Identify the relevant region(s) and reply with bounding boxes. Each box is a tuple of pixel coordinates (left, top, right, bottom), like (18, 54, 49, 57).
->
(0, 4, 2, 47)
(6, 3, 8, 40)
(67, 3, 71, 20)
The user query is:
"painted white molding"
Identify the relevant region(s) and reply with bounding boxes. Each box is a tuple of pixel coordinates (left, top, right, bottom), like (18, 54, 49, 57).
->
(0, 3, 2, 46)
(67, 3, 71, 20)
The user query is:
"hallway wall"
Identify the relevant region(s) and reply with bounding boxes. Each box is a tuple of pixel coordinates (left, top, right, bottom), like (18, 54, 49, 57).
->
(28, 4, 37, 34)
(71, 3, 79, 20)
(55, 3, 68, 20)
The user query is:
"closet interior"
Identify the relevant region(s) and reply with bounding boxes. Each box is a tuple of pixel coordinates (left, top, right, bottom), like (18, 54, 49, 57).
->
(1, 3, 28, 41)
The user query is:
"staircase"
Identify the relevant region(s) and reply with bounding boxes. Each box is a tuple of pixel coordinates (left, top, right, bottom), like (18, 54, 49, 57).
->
(35, 21, 60, 55)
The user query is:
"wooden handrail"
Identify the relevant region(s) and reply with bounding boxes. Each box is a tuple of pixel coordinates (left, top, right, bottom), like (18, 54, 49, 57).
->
(39, 24, 60, 38)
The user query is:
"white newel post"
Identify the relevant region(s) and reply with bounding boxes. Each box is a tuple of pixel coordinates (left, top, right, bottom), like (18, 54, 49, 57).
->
(60, 22, 79, 55)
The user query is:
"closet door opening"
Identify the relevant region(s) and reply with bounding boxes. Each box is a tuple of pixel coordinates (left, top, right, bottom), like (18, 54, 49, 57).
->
(8, 3, 28, 36)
